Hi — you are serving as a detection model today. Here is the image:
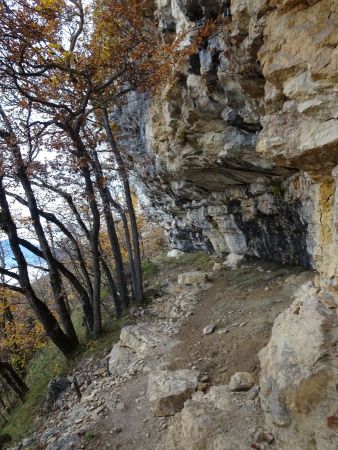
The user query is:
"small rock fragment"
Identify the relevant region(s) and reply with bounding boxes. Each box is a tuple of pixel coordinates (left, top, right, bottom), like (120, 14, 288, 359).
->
(254, 429, 275, 444)
(222, 253, 244, 269)
(203, 324, 215, 335)
(213, 262, 222, 272)
(229, 372, 254, 391)
(197, 382, 209, 392)
(248, 385, 260, 400)
(167, 249, 184, 258)
(217, 328, 230, 335)
(148, 369, 199, 416)
(178, 271, 207, 285)
(199, 374, 210, 383)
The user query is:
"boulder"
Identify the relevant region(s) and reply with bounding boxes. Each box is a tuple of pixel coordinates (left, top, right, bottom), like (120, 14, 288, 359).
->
(163, 399, 230, 450)
(259, 283, 338, 449)
(144, 286, 163, 299)
(43, 377, 71, 412)
(222, 253, 244, 269)
(120, 324, 161, 355)
(160, 385, 260, 450)
(108, 343, 134, 377)
(229, 372, 254, 391)
(46, 433, 79, 450)
(167, 249, 184, 258)
(212, 262, 222, 272)
(148, 369, 199, 416)
(150, 301, 182, 320)
(177, 271, 207, 285)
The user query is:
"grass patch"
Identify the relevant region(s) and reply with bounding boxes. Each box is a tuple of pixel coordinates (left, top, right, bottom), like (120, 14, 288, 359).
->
(84, 430, 96, 441)
(1, 344, 67, 441)
(141, 260, 159, 279)
(79, 318, 122, 360)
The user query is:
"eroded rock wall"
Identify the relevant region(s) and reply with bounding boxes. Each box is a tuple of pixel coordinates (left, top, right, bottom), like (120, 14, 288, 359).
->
(121, 0, 338, 270)
(119, 1, 338, 448)
(259, 283, 338, 449)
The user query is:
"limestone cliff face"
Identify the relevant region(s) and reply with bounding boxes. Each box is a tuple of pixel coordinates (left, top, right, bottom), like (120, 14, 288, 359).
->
(119, 1, 338, 447)
(122, 0, 338, 271)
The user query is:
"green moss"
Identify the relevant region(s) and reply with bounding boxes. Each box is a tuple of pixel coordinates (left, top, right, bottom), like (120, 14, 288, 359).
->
(84, 431, 96, 441)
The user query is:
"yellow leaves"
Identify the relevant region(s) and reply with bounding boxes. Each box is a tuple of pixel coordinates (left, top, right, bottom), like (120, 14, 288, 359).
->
(36, 0, 65, 12)
(39, 0, 59, 7)
(0, 303, 16, 316)
(0, 291, 47, 372)
(49, 42, 60, 51)
(0, 318, 47, 372)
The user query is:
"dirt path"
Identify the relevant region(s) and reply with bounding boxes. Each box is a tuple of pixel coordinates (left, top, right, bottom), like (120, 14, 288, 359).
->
(167, 260, 312, 385)
(85, 259, 313, 450)
(13, 256, 313, 450)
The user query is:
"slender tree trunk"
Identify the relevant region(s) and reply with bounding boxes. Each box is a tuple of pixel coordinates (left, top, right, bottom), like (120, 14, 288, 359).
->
(0, 107, 78, 345)
(107, 197, 136, 303)
(7, 191, 94, 326)
(102, 109, 144, 304)
(0, 362, 28, 400)
(91, 151, 130, 308)
(91, 152, 136, 299)
(65, 127, 102, 336)
(18, 238, 95, 333)
(100, 255, 122, 316)
(35, 179, 122, 319)
(17, 175, 78, 345)
(0, 180, 77, 357)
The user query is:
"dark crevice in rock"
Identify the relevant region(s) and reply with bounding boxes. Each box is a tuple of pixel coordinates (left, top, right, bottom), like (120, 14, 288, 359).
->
(228, 199, 311, 268)
(167, 228, 214, 253)
(178, 0, 227, 21)
(189, 54, 201, 75)
(226, 114, 262, 133)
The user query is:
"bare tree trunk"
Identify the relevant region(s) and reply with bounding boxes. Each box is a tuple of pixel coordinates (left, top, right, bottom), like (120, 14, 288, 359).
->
(0, 106, 78, 346)
(65, 126, 102, 336)
(18, 174, 78, 344)
(34, 179, 122, 318)
(0, 362, 28, 400)
(100, 255, 122, 316)
(18, 238, 95, 334)
(91, 150, 130, 308)
(102, 109, 144, 304)
(7, 191, 94, 329)
(0, 180, 77, 357)
(0, 245, 13, 330)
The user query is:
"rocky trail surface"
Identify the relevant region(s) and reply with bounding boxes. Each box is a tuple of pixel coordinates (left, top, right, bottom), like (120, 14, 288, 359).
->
(11, 256, 313, 450)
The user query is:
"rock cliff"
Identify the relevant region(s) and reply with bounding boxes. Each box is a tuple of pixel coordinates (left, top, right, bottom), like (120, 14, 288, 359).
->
(120, 0, 338, 448)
